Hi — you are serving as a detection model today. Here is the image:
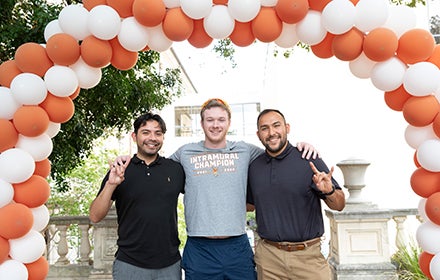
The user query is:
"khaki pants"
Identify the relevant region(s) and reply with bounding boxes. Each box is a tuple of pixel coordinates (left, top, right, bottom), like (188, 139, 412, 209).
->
(254, 239, 331, 280)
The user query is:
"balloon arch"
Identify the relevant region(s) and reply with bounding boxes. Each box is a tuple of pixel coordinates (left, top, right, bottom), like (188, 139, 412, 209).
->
(1, 0, 440, 278)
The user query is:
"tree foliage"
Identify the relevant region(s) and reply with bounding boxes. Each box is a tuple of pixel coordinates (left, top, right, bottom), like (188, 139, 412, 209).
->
(1, 0, 183, 191)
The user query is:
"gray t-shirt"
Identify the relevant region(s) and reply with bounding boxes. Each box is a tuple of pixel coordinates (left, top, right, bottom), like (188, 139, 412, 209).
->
(170, 140, 262, 237)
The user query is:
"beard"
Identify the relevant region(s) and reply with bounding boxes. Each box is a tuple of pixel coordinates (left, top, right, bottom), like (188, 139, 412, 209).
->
(264, 136, 287, 155)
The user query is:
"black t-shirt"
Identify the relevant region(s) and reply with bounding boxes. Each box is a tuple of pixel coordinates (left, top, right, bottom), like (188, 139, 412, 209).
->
(98, 155, 185, 269)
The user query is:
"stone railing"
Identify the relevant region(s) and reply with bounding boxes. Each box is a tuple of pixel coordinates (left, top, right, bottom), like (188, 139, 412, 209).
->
(45, 208, 421, 280)
(45, 158, 422, 279)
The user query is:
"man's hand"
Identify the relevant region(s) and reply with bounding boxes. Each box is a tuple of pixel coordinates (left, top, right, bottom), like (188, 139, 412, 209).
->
(297, 142, 321, 159)
(309, 161, 334, 193)
(107, 158, 130, 186)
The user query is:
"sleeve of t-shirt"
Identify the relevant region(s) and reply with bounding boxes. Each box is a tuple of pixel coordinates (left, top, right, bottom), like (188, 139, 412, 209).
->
(247, 143, 264, 162)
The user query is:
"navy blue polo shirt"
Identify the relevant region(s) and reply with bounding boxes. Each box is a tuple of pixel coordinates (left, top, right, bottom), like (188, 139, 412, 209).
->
(247, 142, 341, 242)
(98, 154, 185, 269)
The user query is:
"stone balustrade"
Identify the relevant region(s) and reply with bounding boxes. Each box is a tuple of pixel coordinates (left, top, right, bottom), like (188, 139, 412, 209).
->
(45, 158, 422, 279)
(44, 208, 420, 280)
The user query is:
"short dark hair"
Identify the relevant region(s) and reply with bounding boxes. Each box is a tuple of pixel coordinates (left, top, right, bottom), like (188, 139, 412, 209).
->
(257, 109, 286, 128)
(133, 113, 167, 134)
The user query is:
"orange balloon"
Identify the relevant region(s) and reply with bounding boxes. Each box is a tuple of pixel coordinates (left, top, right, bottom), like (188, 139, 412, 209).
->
(39, 93, 75, 123)
(0, 119, 18, 152)
(0, 203, 33, 239)
(414, 151, 421, 168)
(163, 8, 194, 42)
(80, 36, 113, 68)
(432, 113, 440, 139)
(308, 0, 331, 11)
(419, 251, 434, 280)
(13, 175, 51, 208)
(14, 43, 53, 77)
(384, 85, 412, 112)
(109, 38, 139, 70)
(397, 28, 435, 65)
(132, 0, 166, 27)
(82, 0, 106, 11)
(34, 158, 51, 178)
(252, 7, 283, 43)
(410, 167, 440, 198)
(13, 105, 50, 137)
(46, 33, 80, 66)
(427, 44, 440, 69)
(311, 32, 335, 59)
(0, 236, 9, 264)
(188, 19, 213, 48)
(426, 192, 440, 226)
(69, 87, 81, 100)
(0, 60, 22, 87)
(26, 256, 49, 280)
(332, 28, 364, 61)
(402, 95, 440, 127)
(107, 0, 134, 18)
(275, 0, 309, 24)
(363, 28, 398, 62)
(213, 0, 228, 4)
(350, 0, 360, 4)
(229, 21, 256, 47)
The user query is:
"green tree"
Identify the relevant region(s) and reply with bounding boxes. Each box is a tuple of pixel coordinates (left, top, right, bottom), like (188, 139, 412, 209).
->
(0, 0, 183, 192)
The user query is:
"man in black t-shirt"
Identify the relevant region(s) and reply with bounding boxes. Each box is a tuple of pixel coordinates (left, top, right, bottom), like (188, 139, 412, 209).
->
(89, 113, 185, 280)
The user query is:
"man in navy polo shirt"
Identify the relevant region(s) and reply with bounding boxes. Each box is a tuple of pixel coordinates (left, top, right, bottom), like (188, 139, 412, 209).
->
(247, 109, 345, 280)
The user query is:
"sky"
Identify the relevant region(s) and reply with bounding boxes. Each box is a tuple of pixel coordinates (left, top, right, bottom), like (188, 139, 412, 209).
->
(169, 1, 440, 210)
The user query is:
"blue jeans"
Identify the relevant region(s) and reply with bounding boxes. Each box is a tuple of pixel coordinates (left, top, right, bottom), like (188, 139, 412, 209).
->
(182, 234, 257, 280)
(113, 259, 181, 280)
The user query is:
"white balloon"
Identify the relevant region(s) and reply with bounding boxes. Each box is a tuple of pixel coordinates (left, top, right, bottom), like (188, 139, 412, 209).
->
(203, 5, 235, 39)
(146, 24, 173, 52)
(228, 0, 260, 23)
(31, 205, 50, 232)
(0, 179, 14, 208)
(180, 0, 212, 20)
(418, 198, 431, 223)
(10, 73, 48, 105)
(0, 259, 28, 280)
(430, 253, 440, 279)
(118, 17, 149, 52)
(349, 52, 377, 79)
(44, 65, 79, 97)
(322, 0, 355, 35)
(44, 19, 63, 42)
(70, 57, 102, 89)
(417, 139, 440, 172)
(370, 57, 407, 92)
(15, 134, 53, 162)
(275, 23, 299, 48)
(403, 62, 440, 97)
(9, 230, 46, 264)
(416, 221, 440, 254)
(296, 10, 327, 46)
(88, 5, 122, 40)
(382, 5, 416, 38)
(58, 4, 91, 41)
(0, 148, 35, 184)
(163, 0, 180, 8)
(355, 0, 389, 33)
(260, 0, 277, 7)
(0, 87, 20, 120)
(45, 122, 61, 138)
(405, 125, 438, 149)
